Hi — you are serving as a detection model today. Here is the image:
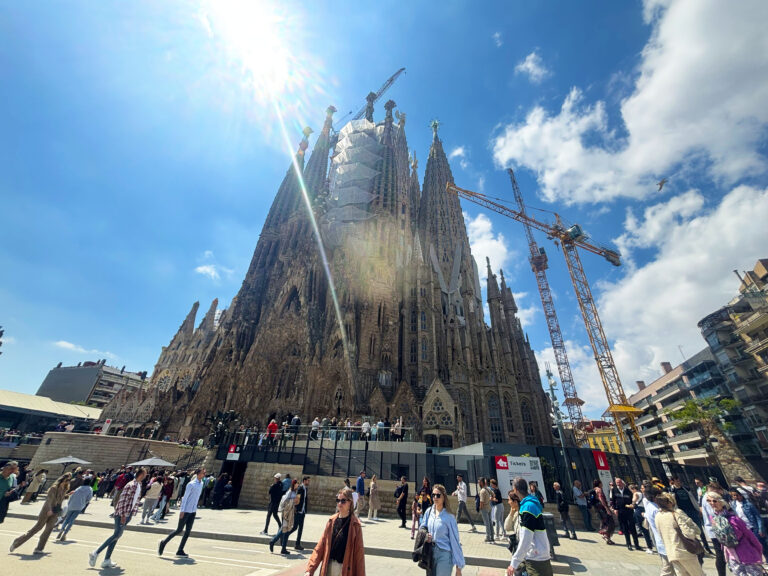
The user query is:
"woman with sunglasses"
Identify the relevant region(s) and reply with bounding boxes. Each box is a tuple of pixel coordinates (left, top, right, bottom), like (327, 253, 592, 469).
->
(420, 484, 465, 576)
(305, 487, 365, 576)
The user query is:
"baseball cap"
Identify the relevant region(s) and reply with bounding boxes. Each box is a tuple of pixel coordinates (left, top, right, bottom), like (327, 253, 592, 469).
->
(274, 473, 282, 479)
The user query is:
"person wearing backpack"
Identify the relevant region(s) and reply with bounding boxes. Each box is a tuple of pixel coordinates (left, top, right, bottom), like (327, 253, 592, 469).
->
(706, 491, 764, 576)
(654, 492, 704, 576)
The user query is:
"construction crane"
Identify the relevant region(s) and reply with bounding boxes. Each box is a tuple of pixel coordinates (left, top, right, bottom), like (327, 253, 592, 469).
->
(334, 67, 406, 129)
(505, 169, 586, 445)
(446, 180, 642, 449)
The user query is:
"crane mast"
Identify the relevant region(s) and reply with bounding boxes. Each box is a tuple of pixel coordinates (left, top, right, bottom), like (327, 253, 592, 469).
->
(446, 181, 641, 449)
(506, 169, 586, 444)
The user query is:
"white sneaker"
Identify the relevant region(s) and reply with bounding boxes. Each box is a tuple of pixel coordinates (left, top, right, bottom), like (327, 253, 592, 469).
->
(88, 551, 98, 567)
(646, 549, 655, 554)
(101, 559, 118, 569)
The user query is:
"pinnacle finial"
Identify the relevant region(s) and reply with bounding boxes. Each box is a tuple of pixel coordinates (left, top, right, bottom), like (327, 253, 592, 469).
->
(430, 119, 441, 140)
(365, 91, 376, 123)
(322, 106, 337, 135)
(384, 99, 396, 122)
(326, 105, 337, 118)
(411, 151, 418, 172)
(396, 110, 406, 127)
(298, 126, 313, 155)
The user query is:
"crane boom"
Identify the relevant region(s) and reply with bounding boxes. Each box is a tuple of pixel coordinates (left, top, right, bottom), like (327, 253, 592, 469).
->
(506, 169, 586, 444)
(351, 67, 406, 121)
(446, 181, 641, 449)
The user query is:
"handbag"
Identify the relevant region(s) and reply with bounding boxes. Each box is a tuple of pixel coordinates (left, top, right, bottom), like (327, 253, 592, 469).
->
(507, 532, 519, 553)
(673, 513, 705, 556)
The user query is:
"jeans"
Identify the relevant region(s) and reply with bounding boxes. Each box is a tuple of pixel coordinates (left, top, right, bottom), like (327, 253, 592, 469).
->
(480, 508, 494, 541)
(559, 509, 575, 535)
(578, 504, 593, 530)
(270, 529, 289, 551)
(142, 498, 158, 523)
(264, 504, 281, 532)
(456, 501, 475, 528)
(96, 516, 126, 560)
(493, 504, 507, 538)
(289, 512, 306, 546)
(151, 496, 167, 521)
(433, 545, 454, 576)
(161, 512, 196, 553)
(60, 509, 82, 534)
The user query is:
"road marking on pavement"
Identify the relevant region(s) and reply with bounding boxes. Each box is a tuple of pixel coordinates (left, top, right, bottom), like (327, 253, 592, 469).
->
(213, 545, 270, 554)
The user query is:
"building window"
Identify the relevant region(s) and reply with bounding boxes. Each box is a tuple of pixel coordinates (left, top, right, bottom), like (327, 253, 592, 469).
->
(410, 340, 417, 363)
(504, 396, 515, 432)
(421, 311, 427, 330)
(421, 339, 428, 361)
(488, 394, 504, 442)
(521, 400, 535, 444)
(411, 309, 417, 332)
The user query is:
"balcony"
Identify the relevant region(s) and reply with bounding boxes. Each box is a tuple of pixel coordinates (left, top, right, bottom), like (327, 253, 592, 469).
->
(744, 336, 768, 355)
(668, 430, 702, 445)
(644, 439, 666, 450)
(673, 447, 709, 461)
(639, 425, 662, 439)
(660, 419, 681, 432)
(652, 382, 687, 405)
(663, 397, 690, 413)
(636, 412, 657, 427)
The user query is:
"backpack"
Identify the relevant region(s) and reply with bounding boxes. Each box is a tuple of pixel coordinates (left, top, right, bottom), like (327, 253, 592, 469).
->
(711, 512, 739, 548)
(587, 490, 598, 509)
(394, 485, 403, 499)
(475, 490, 481, 513)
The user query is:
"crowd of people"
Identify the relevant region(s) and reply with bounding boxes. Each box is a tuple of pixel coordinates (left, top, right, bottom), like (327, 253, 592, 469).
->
(4, 454, 768, 575)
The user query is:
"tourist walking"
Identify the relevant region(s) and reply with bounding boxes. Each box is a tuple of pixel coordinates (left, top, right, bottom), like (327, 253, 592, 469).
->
(158, 467, 205, 558)
(554, 482, 576, 539)
(367, 474, 379, 520)
(1, 461, 25, 524)
(629, 483, 653, 551)
(728, 486, 762, 540)
(507, 476, 552, 576)
(290, 476, 310, 550)
(643, 487, 674, 576)
(261, 473, 284, 535)
(211, 472, 229, 510)
(589, 479, 615, 545)
(21, 469, 47, 504)
(141, 475, 163, 524)
(572, 479, 592, 531)
(670, 475, 711, 553)
(702, 481, 728, 576)
(152, 476, 173, 522)
(9, 472, 70, 555)
(654, 492, 704, 576)
(89, 468, 146, 568)
(707, 491, 764, 576)
(420, 483, 465, 576)
(504, 491, 520, 553)
(411, 494, 421, 539)
(57, 481, 93, 541)
(395, 476, 409, 528)
(611, 477, 641, 550)
(305, 486, 366, 576)
(270, 478, 299, 555)
(490, 479, 507, 540)
(451, 474, 476, 531)
(478, 477, 494, 543)
(355, 470, 366, 517)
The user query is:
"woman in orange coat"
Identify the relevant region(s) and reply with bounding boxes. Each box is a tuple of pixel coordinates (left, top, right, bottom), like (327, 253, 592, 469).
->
(305, 487, 365, 576)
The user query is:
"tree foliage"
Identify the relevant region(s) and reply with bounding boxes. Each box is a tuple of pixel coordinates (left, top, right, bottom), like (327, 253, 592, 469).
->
(666, 397, 739, 434)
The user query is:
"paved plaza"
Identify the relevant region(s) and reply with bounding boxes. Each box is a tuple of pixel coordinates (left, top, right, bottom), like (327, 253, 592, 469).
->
(2, 498, 722, 575)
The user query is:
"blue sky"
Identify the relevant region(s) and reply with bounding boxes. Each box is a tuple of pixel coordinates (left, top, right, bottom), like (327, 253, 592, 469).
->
(1, 0, 767, 417)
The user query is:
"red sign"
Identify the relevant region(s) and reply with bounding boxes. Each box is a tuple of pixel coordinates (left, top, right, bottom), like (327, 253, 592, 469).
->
(592, 450, 609, 470)
(228, 444, 237, 453)
(494, 456, 508, 470)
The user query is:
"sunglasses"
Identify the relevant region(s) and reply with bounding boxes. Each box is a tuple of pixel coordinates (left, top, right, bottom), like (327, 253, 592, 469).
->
(432, 493, 442, 498)
(336, 498, 349, 504)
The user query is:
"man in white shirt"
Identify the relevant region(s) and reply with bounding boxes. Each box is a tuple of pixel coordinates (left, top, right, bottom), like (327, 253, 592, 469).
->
(158, 467, 205, 558)
(452, 474, 476, 532)
(310, 418, 320, 440)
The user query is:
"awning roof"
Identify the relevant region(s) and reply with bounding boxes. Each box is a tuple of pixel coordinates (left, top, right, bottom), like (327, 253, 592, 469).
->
(0, 389, 102, 420)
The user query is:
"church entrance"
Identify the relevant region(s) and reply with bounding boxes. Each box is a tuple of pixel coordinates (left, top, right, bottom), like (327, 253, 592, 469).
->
(218, 460, 247, 508)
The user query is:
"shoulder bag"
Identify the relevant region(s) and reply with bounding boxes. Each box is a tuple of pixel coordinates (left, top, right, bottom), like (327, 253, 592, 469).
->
(673, 512, 705, 556)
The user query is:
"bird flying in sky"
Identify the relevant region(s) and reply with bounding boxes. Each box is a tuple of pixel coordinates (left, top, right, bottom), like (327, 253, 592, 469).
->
(657, 178, 668, 191)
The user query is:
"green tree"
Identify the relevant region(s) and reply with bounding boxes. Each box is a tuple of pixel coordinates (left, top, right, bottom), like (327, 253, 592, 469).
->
(667, 397, 760, 484)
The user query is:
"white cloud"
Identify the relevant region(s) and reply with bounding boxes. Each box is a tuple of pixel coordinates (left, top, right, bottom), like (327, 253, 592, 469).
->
(536, 339, 606, 418)
(465, 212, 512, 280)
(512, 292, 538, 329)
(494, 0, 768, 204)
(600, 184, 768, 387)
(54, 340, 117, 359)
(3, 336, 16, 345)
(195, 251, 233, 282)
(449, 146, 470, 170)
(514, 50, 551, 84)
(492, 32, 503, 48)
(195, 264, 221, 280)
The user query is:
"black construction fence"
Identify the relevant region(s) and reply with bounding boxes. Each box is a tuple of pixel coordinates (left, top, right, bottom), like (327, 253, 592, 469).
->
(215, 427, 726, 503)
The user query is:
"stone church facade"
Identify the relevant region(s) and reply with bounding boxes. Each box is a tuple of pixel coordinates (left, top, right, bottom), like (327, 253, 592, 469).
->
(101, 100, 553, 448)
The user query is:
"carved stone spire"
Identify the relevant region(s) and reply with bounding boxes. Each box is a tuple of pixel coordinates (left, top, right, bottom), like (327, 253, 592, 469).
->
(500, 269, 518, 313)
(304, 107, 336, 197)
(364, 91, 376, 122)
(486, 258, 500, 301)
(197, 298, 219, 334)
(180, 301, 200, 339)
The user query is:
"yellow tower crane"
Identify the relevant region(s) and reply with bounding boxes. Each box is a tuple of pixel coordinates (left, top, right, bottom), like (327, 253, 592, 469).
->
(446, 181, 643, 450)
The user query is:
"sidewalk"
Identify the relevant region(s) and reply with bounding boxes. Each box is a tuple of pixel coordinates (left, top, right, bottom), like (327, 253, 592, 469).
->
(7, 499, 717, 574)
